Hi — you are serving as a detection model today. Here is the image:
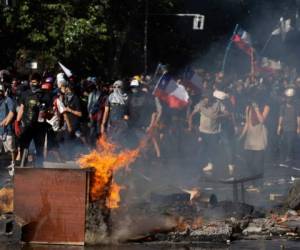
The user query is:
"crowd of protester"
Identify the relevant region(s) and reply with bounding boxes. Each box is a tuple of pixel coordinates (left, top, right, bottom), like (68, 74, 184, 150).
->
(0, 65, 300, 186)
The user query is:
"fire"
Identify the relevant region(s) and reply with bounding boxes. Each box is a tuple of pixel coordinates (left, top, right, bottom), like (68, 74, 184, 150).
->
(77, 136, 140, 209)
(175, 216, 204, 231)
(0, 187, 13, 213)
(107, 183, 123, 209)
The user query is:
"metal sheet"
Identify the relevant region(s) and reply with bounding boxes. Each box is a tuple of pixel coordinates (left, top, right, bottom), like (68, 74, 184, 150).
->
(14, 168, 89, 245)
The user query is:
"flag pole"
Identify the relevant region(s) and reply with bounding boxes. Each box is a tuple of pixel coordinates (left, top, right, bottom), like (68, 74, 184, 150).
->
(260, 34, 273, 55)
(151, 63, 163, 94)
(152, 62, 162, 81)
(250, 48, 255, 80)
(221, 24, 239, 74)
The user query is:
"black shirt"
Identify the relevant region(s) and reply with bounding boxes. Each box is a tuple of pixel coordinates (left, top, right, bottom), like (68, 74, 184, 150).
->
(20, 89, 42, 127)
(64, 93, 82, 131)
(128, 91, 155, 128)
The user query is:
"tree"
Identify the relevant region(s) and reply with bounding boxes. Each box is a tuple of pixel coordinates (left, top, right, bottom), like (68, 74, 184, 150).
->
(0, 0, 184, 78)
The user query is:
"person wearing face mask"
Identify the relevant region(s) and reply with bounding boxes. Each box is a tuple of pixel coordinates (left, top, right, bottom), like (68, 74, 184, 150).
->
(0, 84, 16, 176)
(59, 81, 83, 140)
(100, 80, 129, 144)
(127, 77, 156, 148)
(15, 73, 45, 167)
(86, 77, 101, 145)
(277, 87, 300, 167)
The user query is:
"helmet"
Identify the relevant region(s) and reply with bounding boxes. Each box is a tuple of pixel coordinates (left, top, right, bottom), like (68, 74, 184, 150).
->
(130, 79, 139, 87)
(133, 75, 141, 81)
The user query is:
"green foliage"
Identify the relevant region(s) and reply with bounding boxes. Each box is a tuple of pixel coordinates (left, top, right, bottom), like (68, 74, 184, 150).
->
(0, 0, 183, 77)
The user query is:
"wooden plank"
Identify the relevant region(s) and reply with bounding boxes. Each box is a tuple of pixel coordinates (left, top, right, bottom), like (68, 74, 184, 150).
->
(14, 168, 89, 244)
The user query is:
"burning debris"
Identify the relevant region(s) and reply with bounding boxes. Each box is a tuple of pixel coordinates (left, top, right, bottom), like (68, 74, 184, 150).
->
(0, 188, 13, 214)
(2, 163, 300, 245)
(77, 136, 140, 209)
(2, 137, 300, 245)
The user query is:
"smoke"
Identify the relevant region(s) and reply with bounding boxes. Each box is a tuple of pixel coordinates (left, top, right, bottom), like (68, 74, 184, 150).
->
(110, 213, 178, 243)
(59, 1, 300, 241)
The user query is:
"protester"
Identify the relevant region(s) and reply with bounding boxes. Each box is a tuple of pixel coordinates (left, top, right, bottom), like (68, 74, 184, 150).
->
(277, 87, 300, 166)
(239, 91, 270, 181)
(101, 80, 129, 145)
(188, 90, 227, 175)
(0, 83, 16, 176)
(40, 76, 64, 162)
(128, 77, 156, 148)
(16, 73, 45, 167)
(60, 81, 83, 137)
(86, 77, 101, 145)
(2, 59, 300, 190)
(214, 89, 237, 176)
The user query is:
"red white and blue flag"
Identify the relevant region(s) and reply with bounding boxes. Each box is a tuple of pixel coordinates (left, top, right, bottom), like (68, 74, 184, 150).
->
(153, 73, 189, 109)
(183, 67, 202, 91)
(232, 28, 254, 56)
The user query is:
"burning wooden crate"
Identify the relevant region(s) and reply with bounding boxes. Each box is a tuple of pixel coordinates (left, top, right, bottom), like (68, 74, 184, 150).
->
(13, 167, 104, 245)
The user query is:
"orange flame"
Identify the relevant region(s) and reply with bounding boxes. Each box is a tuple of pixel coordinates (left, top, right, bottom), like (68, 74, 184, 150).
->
(77, 136, 140, 209)
(107, 183, 123, 209)
(0, 187, 13, 213)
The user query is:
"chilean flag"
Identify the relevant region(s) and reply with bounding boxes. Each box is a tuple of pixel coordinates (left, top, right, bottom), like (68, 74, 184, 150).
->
(232, 28, 254, 56)
(183, 67, 202, 92)
(153, 73, 189, 109)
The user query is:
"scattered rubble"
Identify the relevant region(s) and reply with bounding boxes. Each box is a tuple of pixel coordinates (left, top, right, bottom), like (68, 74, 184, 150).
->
(287, 180, 300, 210)
(2, 173, 300, 245)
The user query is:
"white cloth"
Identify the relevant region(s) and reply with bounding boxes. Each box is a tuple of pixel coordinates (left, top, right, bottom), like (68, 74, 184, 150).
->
(108, 88, 128, 105)
(244, 124, 268, 151)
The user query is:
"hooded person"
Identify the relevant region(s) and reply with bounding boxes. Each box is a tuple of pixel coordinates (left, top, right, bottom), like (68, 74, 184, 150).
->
(100, 80, 129, 143)
(56, 73, 67, 89)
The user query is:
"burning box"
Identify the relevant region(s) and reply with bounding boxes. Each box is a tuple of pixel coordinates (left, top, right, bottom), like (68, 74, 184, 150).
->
(14, 167, 91, 245)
